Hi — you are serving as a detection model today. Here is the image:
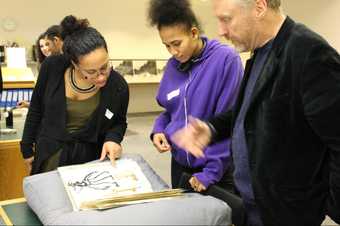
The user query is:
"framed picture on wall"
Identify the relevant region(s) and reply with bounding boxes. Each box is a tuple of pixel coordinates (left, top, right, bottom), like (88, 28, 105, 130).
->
(111, 60, 134, 77)
(133, 60, 157, 77)
(156, 60, 167, 76)
(110, 59, 168, 84)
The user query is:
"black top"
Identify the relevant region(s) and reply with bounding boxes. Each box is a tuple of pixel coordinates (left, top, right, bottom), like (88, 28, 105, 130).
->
(0, 65, 3, 94)
(20, 55, 129, 174)
(209, 17, 340, 225)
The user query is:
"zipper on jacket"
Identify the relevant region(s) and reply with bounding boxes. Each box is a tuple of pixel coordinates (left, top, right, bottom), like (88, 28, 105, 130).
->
(184, 71, 193, 167)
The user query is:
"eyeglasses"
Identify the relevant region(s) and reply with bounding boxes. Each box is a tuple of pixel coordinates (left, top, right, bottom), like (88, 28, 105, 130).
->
(76, 61, 112, 79)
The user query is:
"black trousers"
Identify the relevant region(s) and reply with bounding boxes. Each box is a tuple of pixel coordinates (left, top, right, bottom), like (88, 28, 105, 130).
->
(171, 157, 246, 226)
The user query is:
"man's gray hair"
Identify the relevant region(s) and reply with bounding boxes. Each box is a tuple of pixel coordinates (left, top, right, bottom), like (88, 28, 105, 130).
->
(237, 0, 281, 10)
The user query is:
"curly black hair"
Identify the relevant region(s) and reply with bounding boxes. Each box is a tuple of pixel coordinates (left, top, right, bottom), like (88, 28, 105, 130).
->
(147, 0, 202, 31)
(60, 15, 107, 64)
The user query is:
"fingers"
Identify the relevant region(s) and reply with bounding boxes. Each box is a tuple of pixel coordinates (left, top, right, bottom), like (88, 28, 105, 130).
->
(189, 176, 207, 192)
(171, 129, 205, 158)
(99, 148, 107, 161)
(153, 133, 171, 153)
(190, 146, 205, 158)
(196, 183, 206, 192)
(100, 142, 122, 166)
(171, 116, 211, 158)
(109, 148, 116, 166)
(17, 100, 29, 108)
(189, 176, 196, 188)
(24, 156, 34, 175)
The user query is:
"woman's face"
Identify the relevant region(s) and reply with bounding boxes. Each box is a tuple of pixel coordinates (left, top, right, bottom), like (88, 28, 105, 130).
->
(75, 47, 110, 88)
(159, 24, 200, 63)
(39, 38, 52, 57)
(39, 37, 61, 57)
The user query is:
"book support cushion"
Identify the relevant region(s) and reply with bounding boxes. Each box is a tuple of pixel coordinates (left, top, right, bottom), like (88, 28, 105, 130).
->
(23, 153, 231, 225)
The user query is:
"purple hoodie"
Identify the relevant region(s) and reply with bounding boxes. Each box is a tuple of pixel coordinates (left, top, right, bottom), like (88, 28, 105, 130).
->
(152, 37, 243, 188)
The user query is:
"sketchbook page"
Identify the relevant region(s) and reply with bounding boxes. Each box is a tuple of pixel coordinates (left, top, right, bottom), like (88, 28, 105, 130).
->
(57, 159, 153, 211)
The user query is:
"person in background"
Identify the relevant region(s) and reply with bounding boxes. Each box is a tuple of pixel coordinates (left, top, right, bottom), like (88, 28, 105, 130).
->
(35, 25, 63, 65)
(21, 15, 129, 175)
(18, 25, 64, 108)
(147, 0, 243, 193)
(35, 32, 51, 64)
(172, 0, 340, 225)
(44, 25, 63, 55)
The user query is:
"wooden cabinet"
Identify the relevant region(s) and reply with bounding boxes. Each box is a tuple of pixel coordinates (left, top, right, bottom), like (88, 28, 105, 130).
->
(0, 139, 28, 201)
(0, 117, 28, 201)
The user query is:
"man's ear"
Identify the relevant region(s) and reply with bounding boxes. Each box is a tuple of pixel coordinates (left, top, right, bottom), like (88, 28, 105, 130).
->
(254, 0, 268, 18)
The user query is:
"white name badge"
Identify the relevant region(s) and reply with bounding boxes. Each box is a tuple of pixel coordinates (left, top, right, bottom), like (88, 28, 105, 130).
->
(167, 89, 180, 101)
(105, 109, 114, 119)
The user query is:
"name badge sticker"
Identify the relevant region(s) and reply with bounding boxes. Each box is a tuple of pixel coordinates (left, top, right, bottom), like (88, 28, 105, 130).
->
(167, 89, 180, 101)
(105, 109, 114, 119)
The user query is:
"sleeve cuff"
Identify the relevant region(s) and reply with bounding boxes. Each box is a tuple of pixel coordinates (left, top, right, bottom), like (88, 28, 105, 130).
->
(194, 172, 213, 189)
(104, 133, 123, 144)
(20, 143, 34, 159)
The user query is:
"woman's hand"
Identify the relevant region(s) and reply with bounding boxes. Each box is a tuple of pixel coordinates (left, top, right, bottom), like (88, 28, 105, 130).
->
(100, 141, 122, 165)
(17, 100, 30, 108)
(24, 156, 34, 175)
(189, 176, 207, 192)
(152, 133, 171, 153)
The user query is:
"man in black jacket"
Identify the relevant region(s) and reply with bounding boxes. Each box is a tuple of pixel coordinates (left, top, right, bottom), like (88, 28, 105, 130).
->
(172, 0, 340, 225)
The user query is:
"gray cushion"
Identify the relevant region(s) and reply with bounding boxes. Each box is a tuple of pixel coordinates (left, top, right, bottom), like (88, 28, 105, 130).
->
(23, 153, 231, 225)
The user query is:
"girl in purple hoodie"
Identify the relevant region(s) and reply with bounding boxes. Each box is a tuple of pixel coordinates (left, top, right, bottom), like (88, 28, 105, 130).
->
(147, 0, 243, 193)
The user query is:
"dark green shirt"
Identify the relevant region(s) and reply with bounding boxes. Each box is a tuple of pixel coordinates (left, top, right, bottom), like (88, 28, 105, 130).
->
(66, 91, 100, 133)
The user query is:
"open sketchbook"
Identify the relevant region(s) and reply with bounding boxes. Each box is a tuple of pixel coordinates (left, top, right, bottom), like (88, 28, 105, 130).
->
(58, 159, 183, 211)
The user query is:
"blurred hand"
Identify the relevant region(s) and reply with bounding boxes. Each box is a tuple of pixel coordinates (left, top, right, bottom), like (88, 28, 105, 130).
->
(189, 176, 207, 192)
(24, 156, 34, 175)
(17, 100, 30, 108)
(171, 116, 211, 158)
(152, 133, 172, 153)
(100, 141, 122, 166)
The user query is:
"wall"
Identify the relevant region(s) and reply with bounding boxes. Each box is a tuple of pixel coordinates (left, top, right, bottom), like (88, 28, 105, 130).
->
(282, 0, 340, 51)
(1, 0, 339, 57)
(0, 0, 217, 59)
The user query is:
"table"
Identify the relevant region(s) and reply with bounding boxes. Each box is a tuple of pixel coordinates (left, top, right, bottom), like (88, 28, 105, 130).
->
(0, 198, 41, 225)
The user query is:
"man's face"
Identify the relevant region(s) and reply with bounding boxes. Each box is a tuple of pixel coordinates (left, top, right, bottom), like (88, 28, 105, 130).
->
(213, 0, 257, 52)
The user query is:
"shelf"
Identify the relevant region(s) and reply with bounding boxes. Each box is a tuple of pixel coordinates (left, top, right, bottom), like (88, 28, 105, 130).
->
(1, 67, 35, 89)
(124, 75, 161, 85)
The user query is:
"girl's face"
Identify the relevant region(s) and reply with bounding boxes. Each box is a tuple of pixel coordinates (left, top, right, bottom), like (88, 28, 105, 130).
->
(74, 47, 110, 88)
(39, 38, 52, 57)
(159, 24, 201, 63)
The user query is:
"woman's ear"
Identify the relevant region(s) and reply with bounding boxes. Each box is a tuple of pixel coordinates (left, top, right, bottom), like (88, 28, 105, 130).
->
(191, 27, 200, 39)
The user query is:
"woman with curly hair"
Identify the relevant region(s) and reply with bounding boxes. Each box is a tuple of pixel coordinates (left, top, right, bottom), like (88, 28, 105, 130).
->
(21, 15, 129, 174)
(148, 0, 243, 193)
